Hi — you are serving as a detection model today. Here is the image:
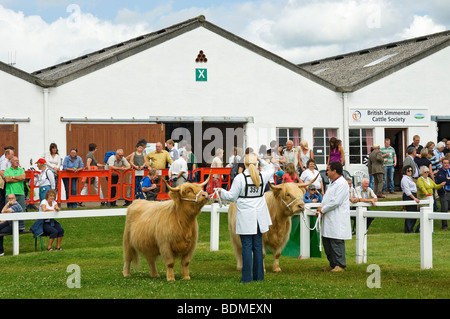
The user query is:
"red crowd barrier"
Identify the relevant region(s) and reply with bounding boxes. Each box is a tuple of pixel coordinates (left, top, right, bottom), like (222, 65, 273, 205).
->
(25, 167, 234, 204)
(25, 167, 285, 205)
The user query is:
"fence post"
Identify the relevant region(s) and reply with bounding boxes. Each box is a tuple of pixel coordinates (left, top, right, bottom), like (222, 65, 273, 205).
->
(299, 213, 310, 259)
(210, 203, 220, 251)
(420, 206, 433, 269)
(12, 220, 19, 256)
(355, 205, 367, 264)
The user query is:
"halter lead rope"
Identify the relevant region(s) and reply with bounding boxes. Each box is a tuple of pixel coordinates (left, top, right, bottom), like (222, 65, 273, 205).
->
(301, 206, 322, 252)
(210, 188, 223, 207)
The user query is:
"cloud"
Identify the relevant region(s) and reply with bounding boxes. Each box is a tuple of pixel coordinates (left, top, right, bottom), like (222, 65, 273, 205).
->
(0, 1, 449, 72)
(400, 14, 446, 39)
(0, 4, 149, 72)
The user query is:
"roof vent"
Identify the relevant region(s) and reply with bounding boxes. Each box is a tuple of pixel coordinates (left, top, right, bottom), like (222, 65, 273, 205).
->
(386, 44, 398, 49)
(364, 53, 398, 67)
(415, 37, 428, 43)
(311, 61, 321, 66)
(359, 50, 370, 55)
(313, 68, 329, 75)
(334, 56, 344, 61)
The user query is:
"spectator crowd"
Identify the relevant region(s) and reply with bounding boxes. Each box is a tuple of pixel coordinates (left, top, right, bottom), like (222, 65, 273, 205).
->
(0, 134, 449, 255)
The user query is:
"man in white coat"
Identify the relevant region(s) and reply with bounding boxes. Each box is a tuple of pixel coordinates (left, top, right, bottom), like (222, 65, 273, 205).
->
(316, 161, 351, 272)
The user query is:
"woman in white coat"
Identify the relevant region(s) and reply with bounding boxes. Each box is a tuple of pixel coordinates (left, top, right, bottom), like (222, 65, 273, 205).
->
(219, 153, 274, 283)
(316, 161, 351, 272)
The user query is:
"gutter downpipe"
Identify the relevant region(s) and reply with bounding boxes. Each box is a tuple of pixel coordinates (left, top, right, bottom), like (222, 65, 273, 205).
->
(342, 92, 350, 170)
(43, 88, 49, 153)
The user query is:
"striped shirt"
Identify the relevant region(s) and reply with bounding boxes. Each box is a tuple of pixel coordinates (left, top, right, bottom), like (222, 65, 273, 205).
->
(381, 146, 396, 166)
(355, 186, 377, 199)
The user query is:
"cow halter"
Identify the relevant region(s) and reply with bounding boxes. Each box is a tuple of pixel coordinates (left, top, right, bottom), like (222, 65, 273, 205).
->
(181, 189, 205, 203)
(281, 196, 303, 213)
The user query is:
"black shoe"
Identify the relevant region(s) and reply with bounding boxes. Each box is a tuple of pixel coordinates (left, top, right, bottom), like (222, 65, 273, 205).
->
(124, 201, 132, 207)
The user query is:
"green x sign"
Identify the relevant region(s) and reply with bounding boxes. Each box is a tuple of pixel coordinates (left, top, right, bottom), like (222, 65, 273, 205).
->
(196, 68, 207, 81)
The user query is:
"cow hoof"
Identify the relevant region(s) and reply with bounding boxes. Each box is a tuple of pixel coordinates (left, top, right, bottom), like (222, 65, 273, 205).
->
(182, 276, 191, 280)
(123, 272, 131, 277)
(151, 273, 160, 278)
(273, 267, 282, 273)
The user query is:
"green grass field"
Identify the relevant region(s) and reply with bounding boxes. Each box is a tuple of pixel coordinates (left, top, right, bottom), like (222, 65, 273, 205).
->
(0, 203, 449, 300)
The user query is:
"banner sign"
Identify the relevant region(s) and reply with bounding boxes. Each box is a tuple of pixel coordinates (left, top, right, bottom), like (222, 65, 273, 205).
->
(349, 108, 428, 126)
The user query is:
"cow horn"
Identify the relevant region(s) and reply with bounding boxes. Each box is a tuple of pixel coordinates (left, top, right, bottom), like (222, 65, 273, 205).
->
(199, 170, 212, 187)
(163, 178, 180, 192)
(268, 182, 283, 190)
(297, 173, 319, 188)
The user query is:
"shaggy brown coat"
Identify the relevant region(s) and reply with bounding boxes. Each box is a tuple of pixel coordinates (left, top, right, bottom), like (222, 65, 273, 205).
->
(123, 178, 209, 281)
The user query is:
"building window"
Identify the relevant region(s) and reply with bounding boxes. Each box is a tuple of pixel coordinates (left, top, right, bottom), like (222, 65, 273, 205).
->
(313, 128, 338, 164)
(276, 128, 301, 147)
(349, 128, 373, 164)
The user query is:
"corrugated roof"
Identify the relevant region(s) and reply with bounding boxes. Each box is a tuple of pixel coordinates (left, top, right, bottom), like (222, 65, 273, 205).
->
(30, 16, 205, 87)
(298, 30, 450, 92)
(29, 15, 333, 89)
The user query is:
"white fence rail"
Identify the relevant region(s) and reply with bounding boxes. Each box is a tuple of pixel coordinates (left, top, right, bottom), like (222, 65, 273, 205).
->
(206, 197, 450, 270)
(2, 197, 449, 270)
(1, 209, 127, 256)
(304, 196, 449, 270)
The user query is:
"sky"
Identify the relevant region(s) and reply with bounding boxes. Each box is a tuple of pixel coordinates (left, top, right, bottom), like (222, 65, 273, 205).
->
(1, 0, 449, 73)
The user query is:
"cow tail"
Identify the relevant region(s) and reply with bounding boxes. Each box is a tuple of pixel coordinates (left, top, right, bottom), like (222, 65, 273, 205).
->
(123, 226, 140, 268)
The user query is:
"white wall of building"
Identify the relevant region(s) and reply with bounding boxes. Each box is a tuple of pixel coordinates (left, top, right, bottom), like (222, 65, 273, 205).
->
(47, 27, 337, 156)
(3, 26, 449, 178)
(345, 46, 450, 175)
(0, 71, 45, 168)
(350, 46, 450, 144)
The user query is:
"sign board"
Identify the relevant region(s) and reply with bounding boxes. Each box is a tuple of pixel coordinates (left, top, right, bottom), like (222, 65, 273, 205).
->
(145, 143, 156, 155)
(349, 108, 428, 126)
(196, 68, 207, 81)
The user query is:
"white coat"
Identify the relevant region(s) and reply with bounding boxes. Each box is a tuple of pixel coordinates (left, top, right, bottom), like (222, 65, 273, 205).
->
(220, 160, 274, 235)
(320, 175, 352, 240)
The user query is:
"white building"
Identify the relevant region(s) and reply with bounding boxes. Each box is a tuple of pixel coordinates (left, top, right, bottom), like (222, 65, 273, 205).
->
(1, 15, 450, 187)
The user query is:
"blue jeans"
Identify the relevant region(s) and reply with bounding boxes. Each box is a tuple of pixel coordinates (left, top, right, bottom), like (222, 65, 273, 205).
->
(383, 165, 395, 192)
(39, 185, 51, 202)
(63, 178, 78, 208)
(239, 225, 264, 283)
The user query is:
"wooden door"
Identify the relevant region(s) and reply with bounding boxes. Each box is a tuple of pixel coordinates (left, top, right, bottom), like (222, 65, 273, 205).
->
(66, 123, 165, 163)
(0, 124, 19, 157)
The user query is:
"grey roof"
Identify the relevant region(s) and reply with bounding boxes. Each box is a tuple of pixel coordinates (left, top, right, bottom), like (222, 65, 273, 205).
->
(298, 30, 450, 92)
(30, 15, 332, 89)
(31, 16, 205, 87)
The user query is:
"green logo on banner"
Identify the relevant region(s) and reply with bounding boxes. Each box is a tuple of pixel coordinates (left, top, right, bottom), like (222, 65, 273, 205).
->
(196, 68, 207, 81)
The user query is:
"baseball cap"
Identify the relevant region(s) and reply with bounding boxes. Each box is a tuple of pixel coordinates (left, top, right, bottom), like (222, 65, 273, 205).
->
(35, 158, 46, 165)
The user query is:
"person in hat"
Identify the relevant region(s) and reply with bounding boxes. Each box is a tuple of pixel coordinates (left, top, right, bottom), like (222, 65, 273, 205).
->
(36, 158, 56, 202)
(303, 184, 323, 204)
